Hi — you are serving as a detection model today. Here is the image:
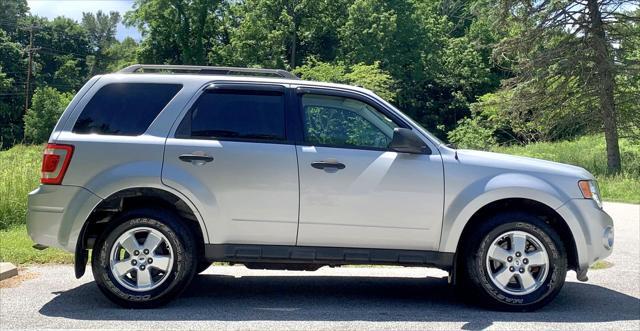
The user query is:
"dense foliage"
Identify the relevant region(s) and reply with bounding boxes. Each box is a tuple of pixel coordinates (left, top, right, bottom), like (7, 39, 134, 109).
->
(23, 87, 72, 143)
(0, 0, 638, 172)
(0, 1, 137, 147)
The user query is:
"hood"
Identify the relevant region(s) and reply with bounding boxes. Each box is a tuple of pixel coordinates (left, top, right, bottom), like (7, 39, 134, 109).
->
(453, 149, 595, 180)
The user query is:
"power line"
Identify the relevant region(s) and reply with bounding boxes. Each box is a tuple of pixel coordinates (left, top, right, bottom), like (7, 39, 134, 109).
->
(38, 49, 88, 61)
(39, 46, 89, 58)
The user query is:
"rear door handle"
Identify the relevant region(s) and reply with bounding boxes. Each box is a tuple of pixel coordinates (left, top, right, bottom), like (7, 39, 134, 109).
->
(311, 160, 346, 170)
(179, 153, 214, 164)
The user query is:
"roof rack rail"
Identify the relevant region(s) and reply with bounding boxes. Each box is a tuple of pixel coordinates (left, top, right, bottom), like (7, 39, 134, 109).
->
(118, 64, 298, 79)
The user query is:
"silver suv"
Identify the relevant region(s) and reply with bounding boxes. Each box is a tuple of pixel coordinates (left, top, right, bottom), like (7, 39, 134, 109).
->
(27, 65, 614, 310)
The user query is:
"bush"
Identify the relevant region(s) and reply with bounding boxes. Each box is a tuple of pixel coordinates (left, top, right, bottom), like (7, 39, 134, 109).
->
(23, 87, 73, 144)
(447, 117, 497, 150)
(294, 58, 396, 101)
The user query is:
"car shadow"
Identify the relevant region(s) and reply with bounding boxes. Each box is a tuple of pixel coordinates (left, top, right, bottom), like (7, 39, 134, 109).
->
(39, 273, 639, 325)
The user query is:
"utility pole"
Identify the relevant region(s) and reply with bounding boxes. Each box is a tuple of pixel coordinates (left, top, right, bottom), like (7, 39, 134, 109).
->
(21, 25, 40, 113)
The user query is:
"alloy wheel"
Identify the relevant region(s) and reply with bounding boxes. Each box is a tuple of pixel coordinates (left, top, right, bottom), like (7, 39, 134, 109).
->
(485, 230, 550, 295)
(109, 225, 174, 292)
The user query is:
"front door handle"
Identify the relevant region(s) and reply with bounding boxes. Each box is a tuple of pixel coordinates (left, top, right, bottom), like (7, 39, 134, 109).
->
(311, 160, 346, 170)
(179, 153, 214, 164)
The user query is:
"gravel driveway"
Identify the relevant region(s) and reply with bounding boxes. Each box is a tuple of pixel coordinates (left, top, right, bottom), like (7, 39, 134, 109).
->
(1, 202, 638, 330)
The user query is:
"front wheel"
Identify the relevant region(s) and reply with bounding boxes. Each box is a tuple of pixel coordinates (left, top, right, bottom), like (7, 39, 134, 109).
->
(462, 212, 567, 311)
(91, 208, 198, 308)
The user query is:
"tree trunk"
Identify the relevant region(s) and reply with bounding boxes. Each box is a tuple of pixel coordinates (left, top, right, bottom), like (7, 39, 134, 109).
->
(288, 0, 298, 69)
(173, 1, 192, 64)
(194, 12, 205, 64)
(290, 21, 297, 68)
(587, 0, 621, 173)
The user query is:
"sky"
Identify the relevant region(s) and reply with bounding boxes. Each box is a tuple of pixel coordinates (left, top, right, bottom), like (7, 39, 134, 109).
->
(27, 0, 142, 41)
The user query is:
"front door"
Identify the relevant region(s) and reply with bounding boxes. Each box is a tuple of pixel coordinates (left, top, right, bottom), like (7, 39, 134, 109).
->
(295, 92, 444, 250)
(162, 84, 299, 245)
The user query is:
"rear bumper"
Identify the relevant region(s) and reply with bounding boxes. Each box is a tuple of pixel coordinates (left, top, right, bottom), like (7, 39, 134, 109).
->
(26, 185, 102, 252)
(556, 199, 614, 279)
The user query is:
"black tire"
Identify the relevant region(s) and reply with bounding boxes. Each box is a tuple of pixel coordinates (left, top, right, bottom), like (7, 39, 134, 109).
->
(460, 212, 567, 311)
(91, 208, 198, 308)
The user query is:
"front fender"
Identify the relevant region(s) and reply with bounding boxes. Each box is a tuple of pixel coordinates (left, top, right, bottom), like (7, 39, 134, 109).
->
(439, 173, 571, 253)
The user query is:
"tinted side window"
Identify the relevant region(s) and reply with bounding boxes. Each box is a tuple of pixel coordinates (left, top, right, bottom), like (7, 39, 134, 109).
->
(73, 83, 182, 135)
(181, 90, 286, 141)
(302, 94, 399, 149)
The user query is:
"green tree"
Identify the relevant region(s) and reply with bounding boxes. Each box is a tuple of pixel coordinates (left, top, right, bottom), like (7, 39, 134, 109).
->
(24, 16, 90, 90)
(339, 0, 494, 136)
(125, 0, 221, 64)
(295, 59, 396, 101)
(105, 37, 139, 71)
(221, 0, 350, 68)
(82, 10, 121, 74)
(613, 8, 640, 141)
(0, 29, 25, 148)
(339, 0, 398, 65)
(0, 0, 28, 36)
(0, 3, 32, 147)
(23, 87, 73, 143)
(344, 63, 397, 102)
(486, 0, 639, 173)
(447, 117, 497, 150)
(1, 13, 90, 148)
(53, 57, 83, 91)
(293, 59, 347, 82)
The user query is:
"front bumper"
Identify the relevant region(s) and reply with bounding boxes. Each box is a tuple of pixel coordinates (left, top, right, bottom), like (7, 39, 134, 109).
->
(26, 185, 102, 252)
(555, 198, 614, 280)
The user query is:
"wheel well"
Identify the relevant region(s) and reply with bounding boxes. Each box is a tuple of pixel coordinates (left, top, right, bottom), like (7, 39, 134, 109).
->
(79, 188, 205, 254)
(455, 198, 578, 271)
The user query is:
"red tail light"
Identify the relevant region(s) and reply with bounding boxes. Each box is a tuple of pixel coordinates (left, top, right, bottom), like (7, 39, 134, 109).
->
(41, 144, 74, 185)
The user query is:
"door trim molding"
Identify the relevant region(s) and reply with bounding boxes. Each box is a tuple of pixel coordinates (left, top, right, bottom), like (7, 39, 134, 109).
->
(204, 244, 454, 270)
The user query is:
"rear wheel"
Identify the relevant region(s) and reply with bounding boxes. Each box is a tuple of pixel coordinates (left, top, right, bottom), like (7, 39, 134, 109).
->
(91, 208, 197, 308)
(461, 212, 567, 311)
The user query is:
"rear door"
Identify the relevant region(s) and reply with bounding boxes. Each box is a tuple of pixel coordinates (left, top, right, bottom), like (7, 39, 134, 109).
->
(294, 89, 444, 251)
(162, 83, 299, 245)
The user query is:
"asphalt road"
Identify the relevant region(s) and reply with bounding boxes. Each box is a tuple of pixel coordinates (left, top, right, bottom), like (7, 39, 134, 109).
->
(1, 202, 638, 330)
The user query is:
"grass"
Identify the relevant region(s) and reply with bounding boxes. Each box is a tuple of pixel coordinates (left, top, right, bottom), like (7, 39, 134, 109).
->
(0, 144, 72, 265)
(590, 260, 614, 270)
(0, 136, 638, 265)
(494, 135, 640, 204)
(0, 144, 42, 230)
(0, 226, 72, 264)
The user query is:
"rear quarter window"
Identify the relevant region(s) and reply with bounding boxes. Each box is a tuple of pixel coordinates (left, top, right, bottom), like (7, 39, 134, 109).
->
(73, 83, 182, 135)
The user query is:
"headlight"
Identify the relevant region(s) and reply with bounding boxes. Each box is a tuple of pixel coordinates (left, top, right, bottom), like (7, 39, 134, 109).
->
(578, 180, 603, 209)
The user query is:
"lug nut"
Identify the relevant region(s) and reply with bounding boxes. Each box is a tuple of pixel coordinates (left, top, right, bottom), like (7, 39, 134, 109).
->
(519, 268, 525, 273)
(140, 265, 146, 271)
(523, 258, 529, 264)
(147, 258, 153, 264)
(509, 266, 515, 272)
(131, 260, 137, 266)
(133, 250, 140, 256)
(515, 252, 522, 257)
(143, 249, 149, 255)
(507, 256, 513, 262)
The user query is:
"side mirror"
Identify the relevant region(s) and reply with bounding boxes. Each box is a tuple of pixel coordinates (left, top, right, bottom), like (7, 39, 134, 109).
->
(388, 128, 430, 154)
